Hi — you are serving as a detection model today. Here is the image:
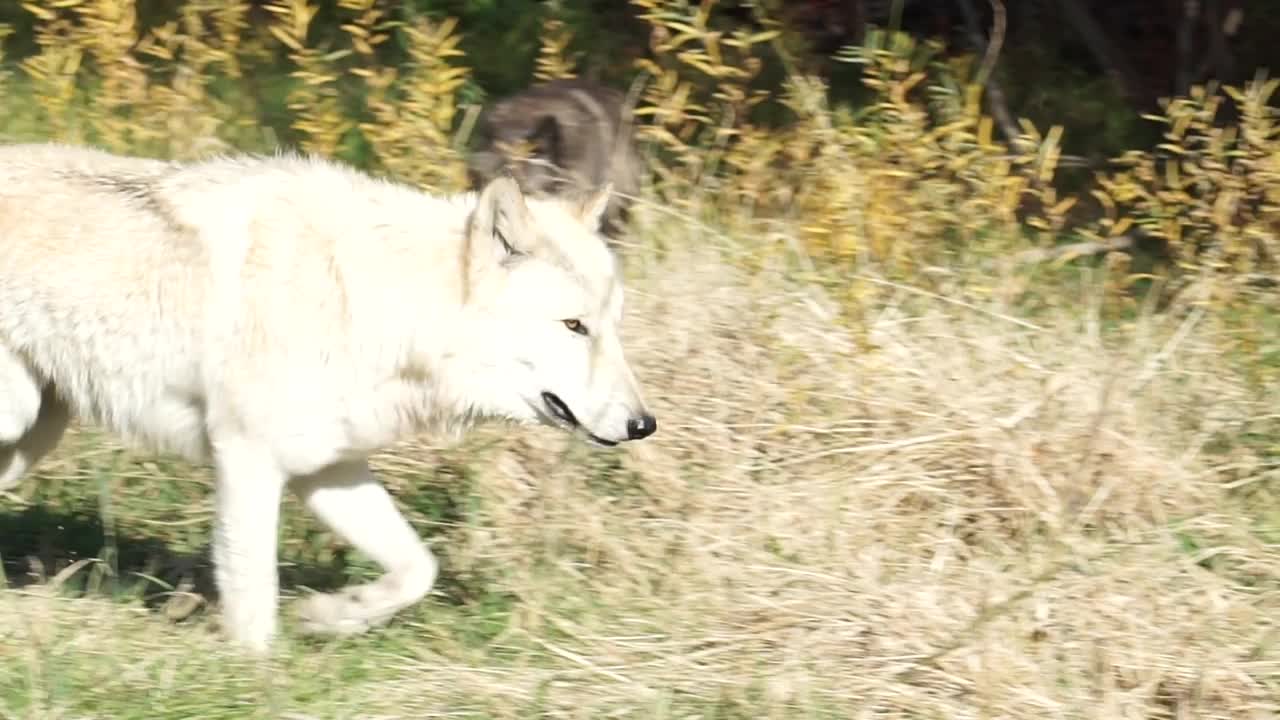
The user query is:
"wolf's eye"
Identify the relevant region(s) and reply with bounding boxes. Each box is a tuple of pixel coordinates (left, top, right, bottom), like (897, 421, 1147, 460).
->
(562, 319, 589, 336)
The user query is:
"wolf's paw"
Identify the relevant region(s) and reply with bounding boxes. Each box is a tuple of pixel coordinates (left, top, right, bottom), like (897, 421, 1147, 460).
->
(293, 585, 395, 637)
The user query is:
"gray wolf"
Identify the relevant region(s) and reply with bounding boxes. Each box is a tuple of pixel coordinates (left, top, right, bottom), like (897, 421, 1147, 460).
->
(466, 78, 642, 238)
(0, 142, 656, 652)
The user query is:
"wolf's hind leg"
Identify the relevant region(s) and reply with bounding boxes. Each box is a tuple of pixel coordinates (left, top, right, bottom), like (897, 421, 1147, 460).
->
(290, 460, 439, 637)
(0, 345, 70, 491)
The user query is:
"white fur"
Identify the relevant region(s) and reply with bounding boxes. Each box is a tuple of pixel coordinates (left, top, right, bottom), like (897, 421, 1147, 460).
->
(0, 142, 654, 652)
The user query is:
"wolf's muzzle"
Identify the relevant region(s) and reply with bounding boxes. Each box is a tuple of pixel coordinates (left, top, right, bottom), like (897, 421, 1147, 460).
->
(541, 390, 620, 447)
(626, 413, 657, 440)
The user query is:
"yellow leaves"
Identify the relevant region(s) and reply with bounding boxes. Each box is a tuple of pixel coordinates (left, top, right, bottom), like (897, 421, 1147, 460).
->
(263, 0, 317, 49)
(266, 0, 345, 155)
(1212, 189, 1241, 228)
(1049, 196, 1078, 219)
(0, 0, 423, 165)
(1085, 76, 1280, 313)
(341, 21, 388, 57)
(266, 21, 303, 51)
(655, 24, 705, 51)
(1017, 117, 1042, 144)
(631, 0, 778, 195)
(3, 0, 1273, 326)
(977, 115, 995, 150)
(1037, 125, 1064, 184)
(336, 2, 391, 58)
(729, 30, 781, 47)
(20, 46, 82, 81)
(1091, 188, 1117, 220)
(354, 13, 471, 193)
(533, 17, 580, 82)
(889, 71, 925, 106)
(1105, 216, 1134, 238)
(20, 3, 64, 22)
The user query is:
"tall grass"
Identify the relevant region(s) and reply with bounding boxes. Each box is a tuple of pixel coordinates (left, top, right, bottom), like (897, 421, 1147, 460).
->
(0, 1, 1277, 718)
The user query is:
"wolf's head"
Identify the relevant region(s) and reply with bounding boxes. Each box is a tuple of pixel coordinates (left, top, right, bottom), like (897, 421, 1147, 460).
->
(467, 113, 570, 198)
(464, 80, 639, 240)
(450, 175, 655, 446)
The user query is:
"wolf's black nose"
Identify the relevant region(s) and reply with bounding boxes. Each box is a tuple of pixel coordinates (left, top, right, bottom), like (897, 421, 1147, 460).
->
(626, 413, 657, 440)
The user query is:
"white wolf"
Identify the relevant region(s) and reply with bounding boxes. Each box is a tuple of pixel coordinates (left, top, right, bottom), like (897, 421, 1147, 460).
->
(0, 142, 656, 652)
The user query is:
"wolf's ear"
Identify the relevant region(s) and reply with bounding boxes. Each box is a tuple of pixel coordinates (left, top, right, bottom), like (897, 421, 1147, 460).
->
(527, 114, 562, 163)
(469, 175, 538, 263)
(576, 183, 613, 233)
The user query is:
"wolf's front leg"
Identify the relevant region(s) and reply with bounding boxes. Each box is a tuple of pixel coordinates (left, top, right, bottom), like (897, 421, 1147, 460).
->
(211, 436, 289, 653)
(290, 459, 438, 637)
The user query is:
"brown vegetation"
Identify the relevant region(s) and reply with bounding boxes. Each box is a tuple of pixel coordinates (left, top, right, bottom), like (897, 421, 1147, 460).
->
(0, 1, 1276, 717)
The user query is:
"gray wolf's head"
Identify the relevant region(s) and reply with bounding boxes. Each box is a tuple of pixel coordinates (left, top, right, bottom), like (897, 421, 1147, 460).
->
(452, 175, 655, 446)
(467, 112, 568, 198)
(465, 80, 639, 237)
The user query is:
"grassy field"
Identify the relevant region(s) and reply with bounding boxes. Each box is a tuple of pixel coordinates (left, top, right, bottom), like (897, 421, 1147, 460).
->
(1, 1, 1279, 717)
(2, 209, 1278, 718)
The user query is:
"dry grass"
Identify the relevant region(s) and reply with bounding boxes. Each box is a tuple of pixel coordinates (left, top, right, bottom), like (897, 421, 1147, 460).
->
(3, 222, 1277, 718)
(0, 1, 1278, 717)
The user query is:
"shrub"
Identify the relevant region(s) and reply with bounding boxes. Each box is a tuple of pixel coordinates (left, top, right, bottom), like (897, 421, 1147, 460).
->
(0, 0, 1273, 317)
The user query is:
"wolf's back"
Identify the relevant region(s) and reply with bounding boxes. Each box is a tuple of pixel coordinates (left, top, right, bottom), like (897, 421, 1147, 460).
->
(0, 143, 211, 456)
